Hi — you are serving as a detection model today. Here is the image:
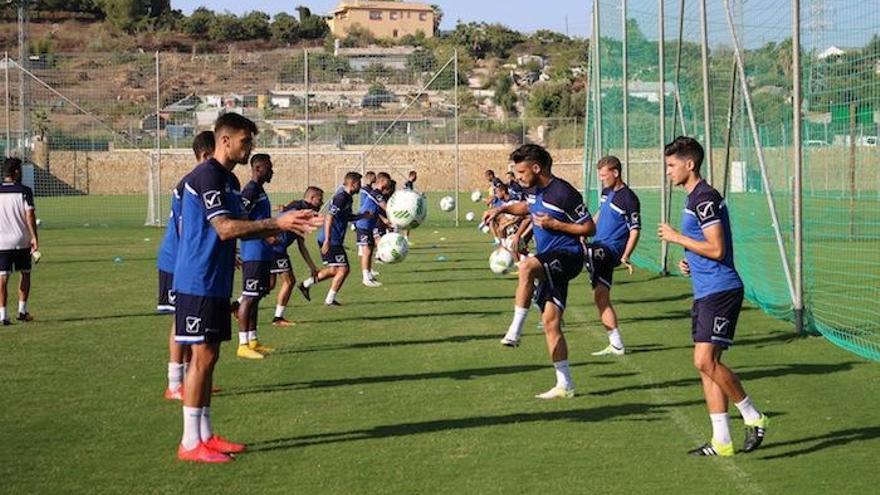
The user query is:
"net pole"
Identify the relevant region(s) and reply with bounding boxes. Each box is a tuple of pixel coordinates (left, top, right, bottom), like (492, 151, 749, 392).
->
(699, 0, 713, 184)
(582, 16, 593, 204)
(622, 0, 629, 180)
(724, 0, 797, 306)
(17, 3, 28, 160)
(592, 0, 603, 156)
(304, 48, 311, 187)
(4, 51, 9, 153)
(658, 0, 669, 275)
(454, 49, 460, 227)
(792, 0, 804, 334)
(156, 51, 162, 225)
(721, 57, 737, 198)
(671, 0, 685, 138)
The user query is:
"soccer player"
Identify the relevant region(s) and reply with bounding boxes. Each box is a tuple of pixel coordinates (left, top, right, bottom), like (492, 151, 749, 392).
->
(356, 172, 390, 287)
(403, 170, 417, 190)
(173, 113, 321, 463)
(585, 156, 641, 357)
(0, 157, 38, 326)
(506, 171, 524, 201)
(299, 172, 371, 306)
(658, 136, 768, 456)
(484, 144, 595, 399)
(269, 186, 323, 326)
(157, 131, 214, 399)
(363, 170, 376, 194)
(235, 153, 277, 360)
(483, 169, 504, 206)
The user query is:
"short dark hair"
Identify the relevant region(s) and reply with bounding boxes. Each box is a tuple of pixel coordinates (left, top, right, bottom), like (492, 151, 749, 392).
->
(664, 136, 704, 173)
(484, 169, 495, 177)
(407, 170, 417, 177)
(305, 186, 323, 197)
(214, 112, 258, 136)
(191, 131, 215, 160)
(344, 171, 362, 184)
(364, 171, 376, 180)
(597, 155, 622, 173)
(510, 144, 552, 172)
(496, 182, 508, 193)
(388, 179, 397, 193)
(250, 153, 271, 167)
(376, 172, 391, 181)
(506, 171, 515, 178)
(2, 157, 22, 178)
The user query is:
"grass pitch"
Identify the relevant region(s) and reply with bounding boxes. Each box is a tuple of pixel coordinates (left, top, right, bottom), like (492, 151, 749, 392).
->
(1, 207, 878, 494)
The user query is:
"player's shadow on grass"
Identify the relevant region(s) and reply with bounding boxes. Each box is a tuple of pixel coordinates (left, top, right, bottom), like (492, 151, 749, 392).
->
(44, 256, 156, 265)
(45, 311, 163, 323)
(589, 362, 863, 396)
(758, 426, 880, 460)
(246, 399, 704, 453)
(295, 309, 508, 324)
(218, 361, 598, 397)
(616, 292, 692, 304)
(624, 332, 800, 355)
(618, 310, 692, 324)
(343, 294, 512, 306)
(393, 276, 503, 285)
(405, 266, 495, 273)
(274, 332, 502, 355)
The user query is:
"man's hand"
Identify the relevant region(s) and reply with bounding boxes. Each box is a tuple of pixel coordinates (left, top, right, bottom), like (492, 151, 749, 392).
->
(482, 207, 500, 224)
(531, 213, 559, 231)
(30, 238, 38, 254)
(678, 259, 690, 276)
(620, 256, 634, 275)
(278, 209, 323, 237)
(321, 242, 330, 256)
(658, 223, 681, 244)
(510, 234, 521, 252)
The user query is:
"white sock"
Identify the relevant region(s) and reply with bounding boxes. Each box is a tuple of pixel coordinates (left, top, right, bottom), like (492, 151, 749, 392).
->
(18, 300, 26, 314)
(237, 295, 243, 304)
(734, 396, 761, 423)
(325, 290, 337, 305)
(0, 307, 6, 321)
(167, 362, 184, 390)
(506, 306, 529, 339)
(238, 331, 248, 346)
(274, 305, 285, 318)
(248, 330, 257, 343)
(710, 413, 732, 445)
(303, 277, 315, 288)
(553, 360, 573, 390)
(608, 328, 624, 349)
(181, 406, 202, 449)
(362, 269, 371, 281)
(199, 406, 213, 442)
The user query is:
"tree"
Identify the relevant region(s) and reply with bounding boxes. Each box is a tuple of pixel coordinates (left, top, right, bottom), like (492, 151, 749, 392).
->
(430, 4, 443, 33)
(271, 12, 300, 44)
(209, 13, 247, 42)
(298, 11, 329, 39)
(183, 7, 215, 36)
(494, 73, 517, 115)
(341, 24, 374, 48)
(452, 22, 523, 59)
(100, 0, 150, 33)
(241, 11, 271, 40)
(406, 48, 436, 73)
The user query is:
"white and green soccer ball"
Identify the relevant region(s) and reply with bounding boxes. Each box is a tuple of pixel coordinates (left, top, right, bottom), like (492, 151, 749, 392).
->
(465, 211, 475, 222)
(489, 247, 515, 274)
(387, 190, 427, 229)
(470, 190, 483, 202)
(377, 232, 409, 264)
(439, 195, 455, 212)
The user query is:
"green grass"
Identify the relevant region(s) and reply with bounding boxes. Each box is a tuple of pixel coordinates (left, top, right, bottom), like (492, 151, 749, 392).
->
(1, 216, 879, 494)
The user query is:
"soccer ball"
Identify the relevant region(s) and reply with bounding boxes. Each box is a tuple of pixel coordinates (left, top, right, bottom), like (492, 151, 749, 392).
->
(387, 190, 427, 229)
(439, 196, 455, 212)
(470, 190, 482, 202)
(377, 233, 409, 263)
(465, 211, 475, 222)
(481, 225, 491, 234)
(489, 247, 515, 274)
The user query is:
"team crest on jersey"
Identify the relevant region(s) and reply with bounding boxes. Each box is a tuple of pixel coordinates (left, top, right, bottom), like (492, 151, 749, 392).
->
(203, 190, 222, 209)
(697, 201, 716, 221)
(246, 279, 259, 291)
(329, 204, 340, 215)
(712, 316, 730, 335)
(241, 196, 252, 209)
(631, 212, 641, 224)
(574, 203, 587, 219)
(526, 194, 536, 204)
(185, 316, 202, 334)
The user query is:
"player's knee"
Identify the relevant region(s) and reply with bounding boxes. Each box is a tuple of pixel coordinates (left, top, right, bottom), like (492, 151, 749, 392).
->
(693, 354, 716, 374)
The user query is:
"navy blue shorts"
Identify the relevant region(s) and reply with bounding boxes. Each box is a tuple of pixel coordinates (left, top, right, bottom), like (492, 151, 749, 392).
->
(533, 250, 583, 312)
(241, 261, 270, 298)
(584, 242, 618, 289)
(157, 269, 175, 313)
(270, 252, 293, 274)
(692, 288, 744, 349)
(320, 244, 349, 267)
(174, 293, 232, 345)
(0, 249, 31, 274)
(356, 228, 375, 247)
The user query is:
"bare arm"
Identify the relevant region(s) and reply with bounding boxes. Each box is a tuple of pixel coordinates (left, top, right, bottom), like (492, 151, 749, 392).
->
(211, 210, 322, 242)
(483, 201, 529, 223)
(532, 213, 596, 237)
(295, 237, 319, 277)
(321, 215, 333, 255)
(620, 229, 641, 263)
(25, 209, 38, 252)
(658, 223, 725, 261)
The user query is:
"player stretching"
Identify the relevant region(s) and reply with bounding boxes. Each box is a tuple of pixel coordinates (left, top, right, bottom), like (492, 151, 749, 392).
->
(484, 144, 595, 399)
(269, 187, 323, 326)
(658, 136, 768, 456)
(173, 113, 321, 463)
(158, 131, 214, 399)
(299, 172, 371, 306)
(235, 153, 277, 360)
(586, 156, 641, 356)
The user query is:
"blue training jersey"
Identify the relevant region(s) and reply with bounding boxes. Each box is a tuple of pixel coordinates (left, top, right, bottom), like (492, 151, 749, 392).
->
(239, 180, 273, 262)
(355, 187, 383, 231)
(524, 177, 592, 256)
(173, 159, 242, 298)
(594, 185, 641, 262)
(681, 180, 743, 300)
(273, 199, 318, 254)
(508, 180, 524, 201)
(156, 182, 184, 273)
(317, 188, 354, 246)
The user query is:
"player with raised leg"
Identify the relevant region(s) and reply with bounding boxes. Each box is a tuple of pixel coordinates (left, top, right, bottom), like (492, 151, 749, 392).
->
(658, 136, 768, 456)
(484, 145, 595, 399)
